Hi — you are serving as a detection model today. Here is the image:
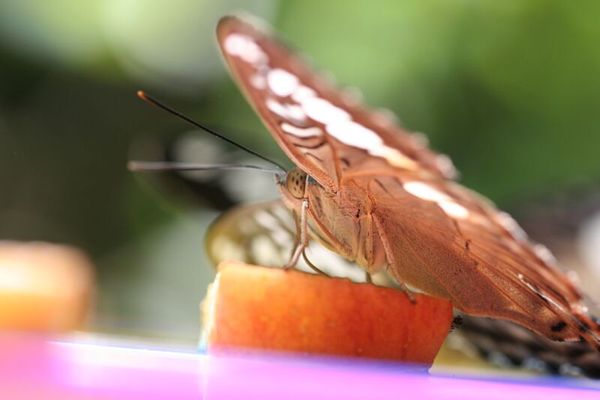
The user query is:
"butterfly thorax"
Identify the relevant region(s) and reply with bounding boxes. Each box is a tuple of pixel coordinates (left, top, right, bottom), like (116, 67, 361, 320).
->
(279, 168, 387, 274)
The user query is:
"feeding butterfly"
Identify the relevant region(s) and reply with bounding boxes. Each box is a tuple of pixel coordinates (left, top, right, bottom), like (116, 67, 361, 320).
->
(205, 200, 600, 377)
(214, 15, 600, 348)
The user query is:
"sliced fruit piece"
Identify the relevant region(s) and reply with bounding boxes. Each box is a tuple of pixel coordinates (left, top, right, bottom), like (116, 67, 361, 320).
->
(201, 261, 453, 365)
(0, 241, 94, 332)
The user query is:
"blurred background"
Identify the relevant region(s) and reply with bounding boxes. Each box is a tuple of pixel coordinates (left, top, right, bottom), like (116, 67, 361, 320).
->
(1, 0, 600, 345)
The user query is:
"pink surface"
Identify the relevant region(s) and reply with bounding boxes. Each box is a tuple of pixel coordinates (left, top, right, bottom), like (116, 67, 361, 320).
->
(0, 334, 598, 399)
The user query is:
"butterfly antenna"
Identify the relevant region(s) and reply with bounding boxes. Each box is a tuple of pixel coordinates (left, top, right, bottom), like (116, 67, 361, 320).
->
(136, 90, 287, 174)
(128, 161, 282, 175)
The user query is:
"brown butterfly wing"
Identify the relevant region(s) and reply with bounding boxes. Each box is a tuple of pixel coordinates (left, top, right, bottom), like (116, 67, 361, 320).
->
(216, 15, 600, 347)
(216, 16, 456, 193)
(360, 172, 598, 344)
(207, 201, 600, 376)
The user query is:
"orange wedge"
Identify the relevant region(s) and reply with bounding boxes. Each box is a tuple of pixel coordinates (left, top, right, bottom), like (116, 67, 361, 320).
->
(0, 242, 94, 332)
(202, 261, 453, 365)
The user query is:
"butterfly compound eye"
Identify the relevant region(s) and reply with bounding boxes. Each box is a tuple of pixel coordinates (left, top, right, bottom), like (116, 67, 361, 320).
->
(285, 169, 308, 199)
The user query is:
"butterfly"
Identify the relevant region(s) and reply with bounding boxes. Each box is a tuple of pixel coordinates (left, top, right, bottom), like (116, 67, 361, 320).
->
(205, 200, 600, 377)
(213, 15, 600, 348)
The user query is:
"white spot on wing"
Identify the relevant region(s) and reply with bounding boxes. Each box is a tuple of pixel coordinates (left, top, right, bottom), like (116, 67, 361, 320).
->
(327, 120, 381, 149)
(403, 181, 469, 219)
(412, 132, 429, 147)
(288, 92, 419, 170)
(284, 104, 306, 122)
(497, 211, 528, 241)
(266, 98, 307, 124)
(370, 147, 419, 170)
(439, 201, 470, 219)
(281, 122, 323, 138)
(403, 181, 450, 203)
(251, 236, 286, 264)
(291, 86, 316, 103)
(302, 97, 351, 124)
(250, 74, 266, 89)
(532, 243, 557, 265)
(267, 69, 299, 97)
(229, 45, 424, 172)
(224, 34, 267, 65)
(372, 108, 398, 127)
(255, 210, 282, 231)
(340, 86, 363, 105)
(436, 154, 456, 177)
(266, 98, 288, 117)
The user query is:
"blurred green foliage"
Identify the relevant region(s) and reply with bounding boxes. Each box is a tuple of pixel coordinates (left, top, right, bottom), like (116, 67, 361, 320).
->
(1, 0, 599, 340)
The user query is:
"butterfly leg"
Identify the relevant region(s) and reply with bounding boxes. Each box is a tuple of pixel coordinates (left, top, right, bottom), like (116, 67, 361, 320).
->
(372, 215, 416, 302)
(284, 199, 309, 269)
(302, 249, 328, 276)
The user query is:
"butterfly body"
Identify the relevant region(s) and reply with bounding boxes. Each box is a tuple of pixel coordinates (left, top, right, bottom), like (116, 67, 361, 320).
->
(281, 166, 586, 342)
(280, 168, 388, 274)
(217, 15, 600, 348)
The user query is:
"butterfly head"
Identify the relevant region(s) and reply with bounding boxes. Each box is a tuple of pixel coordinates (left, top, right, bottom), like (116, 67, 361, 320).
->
(279, 167, 330, 226)
(283, 168, 309, 199)
(279, 167, 327, 216)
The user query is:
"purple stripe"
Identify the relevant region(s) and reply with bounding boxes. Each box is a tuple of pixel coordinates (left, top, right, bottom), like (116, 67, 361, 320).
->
(0, 335, 598, 399)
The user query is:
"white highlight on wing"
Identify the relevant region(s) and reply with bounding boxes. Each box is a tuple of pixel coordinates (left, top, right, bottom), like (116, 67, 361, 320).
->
(300, 95, 418, 170)
(267, 68, 299, 97)
(435, 154, 456, 177)
(251, 236, 287, 265)
(496, 211, 528, 242)
(281, 122, 323, 138)
(369, 146, 419, 170)
(254, 209, 282, 231)
(403, 181, 449, 202)
(327, 119, 378, 148)
(439, 202, 470, 220)
(532, 243, 557, 266)
(250, 74, 266, 89)
(302, 97, 351, 124)
(224, 34, 420, 171)
(292, 86, 316, 102)
(266, 98, 307, 124)
(224, 33, 267, 65)
(403, 181, 469, 219)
